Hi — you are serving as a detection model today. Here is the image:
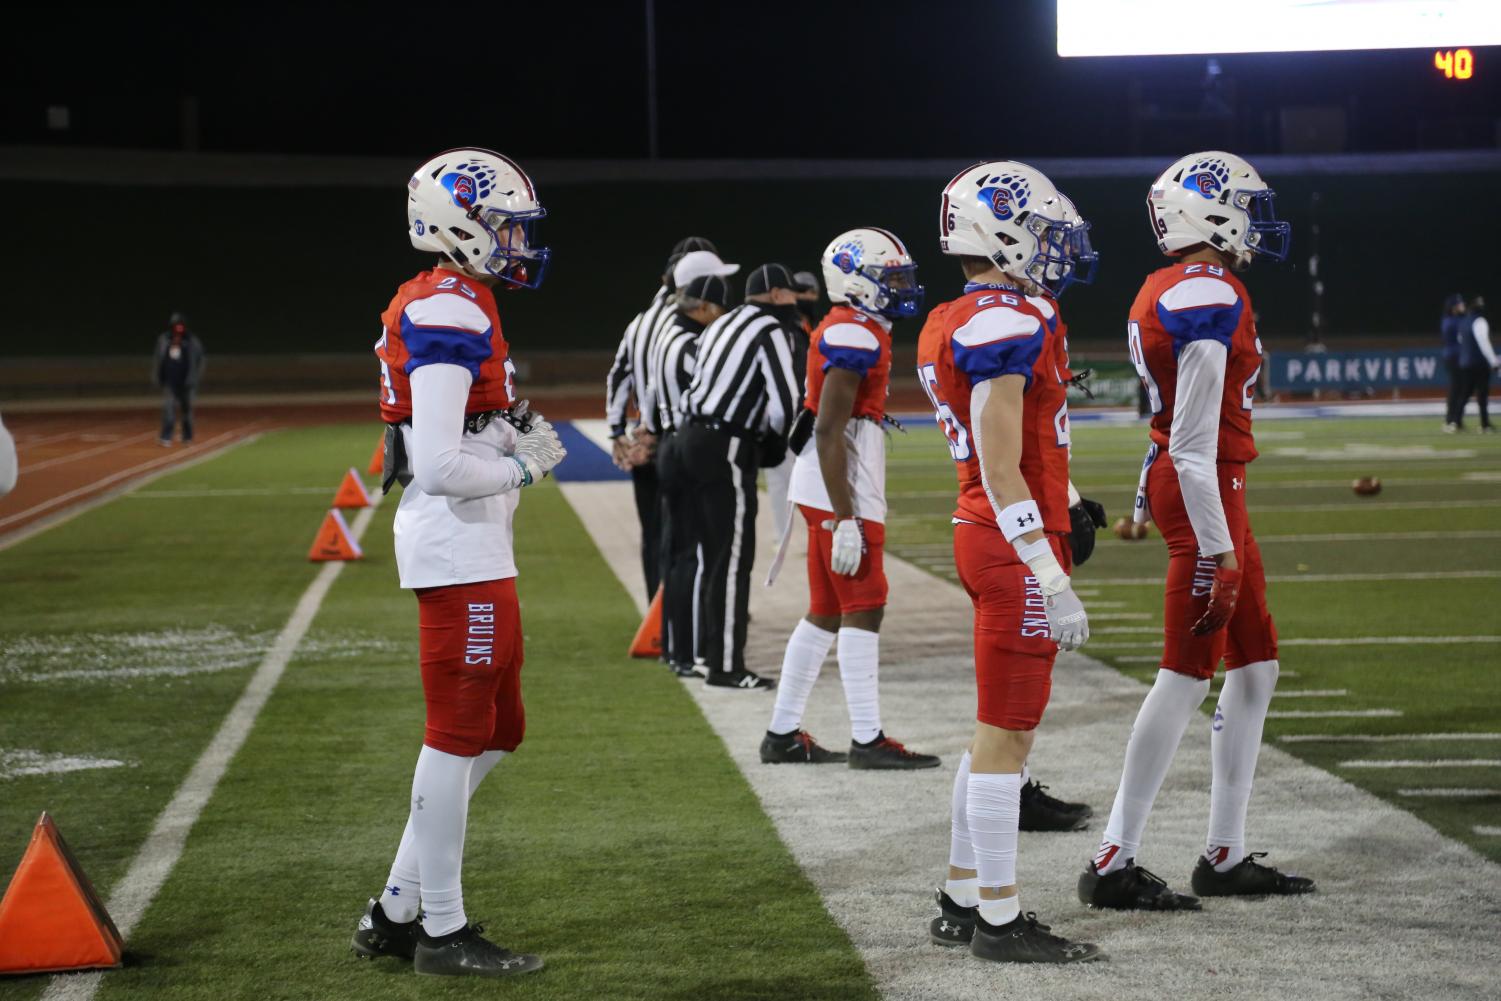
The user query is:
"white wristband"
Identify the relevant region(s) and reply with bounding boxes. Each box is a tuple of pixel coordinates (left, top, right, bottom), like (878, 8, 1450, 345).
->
(1016, 537, 1069, 595)
(997, 500, 1044, 543)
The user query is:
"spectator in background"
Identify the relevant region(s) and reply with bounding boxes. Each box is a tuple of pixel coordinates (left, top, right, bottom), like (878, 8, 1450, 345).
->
(153, 311, 205, 446)
(1442, 293, 1471, 432)
(1454, 295, 1496, 433)
(0, 411, 16, 496)
(764, 271, 821, 549)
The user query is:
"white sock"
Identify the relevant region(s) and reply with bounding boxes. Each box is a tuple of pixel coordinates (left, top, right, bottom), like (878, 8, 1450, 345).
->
(1020, 761, 1031, 784)
(1096, 669, 1210, 874)
(949, 751, 976, 873)
(978, 894, 1021, 928)
(767, 620, 836, 735)
(410, 745, 474, 937)
(379, 749, 508, 922)
(966, 771, 1023, 906)
(1207, 660, 1278, 871)
(944, 877, 980, 909)
(837, 627, 882, 744)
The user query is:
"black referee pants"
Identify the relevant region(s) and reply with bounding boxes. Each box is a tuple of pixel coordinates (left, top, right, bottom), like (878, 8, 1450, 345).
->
(1457, 363, 1494, 429)
(655, 430, 701, 669)
(631, 461, 660, 597)
(677, 423, 758, 676)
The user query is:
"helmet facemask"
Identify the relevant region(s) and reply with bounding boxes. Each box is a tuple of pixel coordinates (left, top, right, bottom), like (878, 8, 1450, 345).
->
(470, 206, 550, 289)
(860, 262, 925, 319)
(1235, 188, 1290, 264)
(1034, 215, 1098, 296)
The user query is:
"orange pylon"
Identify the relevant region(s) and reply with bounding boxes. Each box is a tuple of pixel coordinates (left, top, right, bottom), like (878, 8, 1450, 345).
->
(0, 812, 123, 975)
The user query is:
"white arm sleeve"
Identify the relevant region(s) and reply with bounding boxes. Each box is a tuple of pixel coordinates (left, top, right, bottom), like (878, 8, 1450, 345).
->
(409, 364, 523, 498)
(1168, 339, 1234, 557)
(0, 415, 16, 497)
(1474, 316, 1497, 367)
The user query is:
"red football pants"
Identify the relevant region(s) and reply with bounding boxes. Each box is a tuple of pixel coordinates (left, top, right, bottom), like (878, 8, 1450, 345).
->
(415, 577, 526, 756)
(954, 523, 1071, 731)
(800, 505, 888, 616)
(1147, 454, 1278, 680)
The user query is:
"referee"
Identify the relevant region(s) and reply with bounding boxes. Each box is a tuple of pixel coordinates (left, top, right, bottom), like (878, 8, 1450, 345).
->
(678, 264, 802, 690)
(605, 236, 731, 596)
(652, 273, 733, 677)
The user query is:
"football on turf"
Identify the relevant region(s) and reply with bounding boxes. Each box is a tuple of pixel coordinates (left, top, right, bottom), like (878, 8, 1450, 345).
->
(1113, 517, 1150, 540)
(1352, 476, 1382, 496)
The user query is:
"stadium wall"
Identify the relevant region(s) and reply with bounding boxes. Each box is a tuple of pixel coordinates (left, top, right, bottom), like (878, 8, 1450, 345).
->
(5, 148, 1497, 391)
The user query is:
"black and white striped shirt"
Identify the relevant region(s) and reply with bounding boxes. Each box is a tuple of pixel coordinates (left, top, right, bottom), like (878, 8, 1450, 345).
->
(681, 303, 799, 437)
(604, 286, 678, 437)
(643, 312, 705, 434)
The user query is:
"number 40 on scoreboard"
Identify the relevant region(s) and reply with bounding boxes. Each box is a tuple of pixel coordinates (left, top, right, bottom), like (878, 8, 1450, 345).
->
(1434, 48, 1475, 80)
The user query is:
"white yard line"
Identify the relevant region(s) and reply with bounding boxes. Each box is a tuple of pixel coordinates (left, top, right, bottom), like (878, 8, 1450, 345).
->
(564, 480, 1501, 1001)
(1090, 635, 1501, 650)
(40, 499, 381, 1001)
(1089, 571, 1501, 585)
(128, 486, 332, 498)
(1281, 733, 1501, 744)
(1474, 826, 1501, 836)
(1341, 759, 1501, 769)
(1253, 530, 1501, 544)
(1399, 789, 1501, 798)
(0, 749, 128, 780)
(1268, 709, 1404, 719)
(0, 431, 262, 551)
(1273, 689, 1348, 698)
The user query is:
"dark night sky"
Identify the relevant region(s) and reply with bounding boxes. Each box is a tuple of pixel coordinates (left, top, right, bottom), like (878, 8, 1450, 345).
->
(6, 2, 1499, 159)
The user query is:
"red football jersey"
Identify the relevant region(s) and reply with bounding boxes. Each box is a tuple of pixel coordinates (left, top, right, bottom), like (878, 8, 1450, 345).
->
(1128, 262, 1262, 463)
(375, 269, 516, 423)
(803, 305, 891, 420)
(916, 286, 1072, 534)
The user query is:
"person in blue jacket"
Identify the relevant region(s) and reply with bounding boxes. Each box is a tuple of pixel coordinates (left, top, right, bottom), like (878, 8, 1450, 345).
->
(1441, 294, 1467, 431)
(1453, 296, 1497, 433)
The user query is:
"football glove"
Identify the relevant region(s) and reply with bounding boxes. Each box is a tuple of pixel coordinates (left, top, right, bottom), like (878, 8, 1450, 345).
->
(1068, 496, 1108, 566)
(1045, 581, 1090, 652)
(513, 420, 566, 485)
(822, 518, 866, 576)
(503, 398, 538, 434)
(1191, 565, 1242, 635)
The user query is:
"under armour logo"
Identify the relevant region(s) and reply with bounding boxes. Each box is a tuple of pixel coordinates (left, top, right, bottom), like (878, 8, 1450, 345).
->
(1016, 513, 1036, 528)
(413, 795, 425, 811)
(385, 885, 400, 896)
(1213, 706, 1225, 732)
(939, 920, 956, 933)
(1231, 477, 1244, 491)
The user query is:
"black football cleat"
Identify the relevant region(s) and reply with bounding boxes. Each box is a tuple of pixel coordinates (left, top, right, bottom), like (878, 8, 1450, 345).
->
(969, 911, 1104, 964)
(413, 923, 543, 978)
(928, 889, 976, 947)
(1191, 852, 1317, 897)
(848, 732, 941, 770)
(1019, 779, 1093, 832)
(760, 729, 848, 764)
(351, 898, 418, 961)
(1078, 860, 1201, 911)
(705, 669, 776, 690)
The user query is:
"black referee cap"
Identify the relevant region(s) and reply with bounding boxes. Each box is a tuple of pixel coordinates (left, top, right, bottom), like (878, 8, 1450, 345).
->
(681, 274, 732, 308)
(745, 263, 798, 297)
(672, 235, 717, 256)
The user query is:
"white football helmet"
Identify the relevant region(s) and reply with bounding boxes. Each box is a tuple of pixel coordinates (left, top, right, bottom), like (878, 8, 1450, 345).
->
(820, 227, 924, 319)
(1147, 151, 1290, 269)
(939, 161, 1086, 294)
(407, 148, 550, 289)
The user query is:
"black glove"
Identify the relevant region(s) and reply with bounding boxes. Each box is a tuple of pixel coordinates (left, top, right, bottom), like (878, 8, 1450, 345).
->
(787, 408, 815, 456)
(1068, 496, 1108, 566)
(756, 433, 788, 469)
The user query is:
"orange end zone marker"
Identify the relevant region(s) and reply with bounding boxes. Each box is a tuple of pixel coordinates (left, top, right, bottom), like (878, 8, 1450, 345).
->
(332, 468, 372, 510)
(308, 509, 363, 562)
(0, 812, 124, 976)
(629, 586, 663, 659)
(366, 435, 385, 476)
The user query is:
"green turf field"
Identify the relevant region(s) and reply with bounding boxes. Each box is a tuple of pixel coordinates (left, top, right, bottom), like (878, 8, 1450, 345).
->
(882, 415, 1501, 863)
(1, 413, 1498, 1000)
(0, 426, 875, 1001)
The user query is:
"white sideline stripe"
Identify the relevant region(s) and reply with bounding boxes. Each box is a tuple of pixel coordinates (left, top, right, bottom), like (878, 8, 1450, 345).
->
(128, 486, 332, 498)
(1092, 636, 1501, 650)
(1399, 789, 1501, 798)
(1474, 826, 1501, 836)
(1088, 612, 1153, 620)
(1274, 688, 1348, 698)
(20, 430, 159, 472)
(1091, 571, 1501, 585)
(0, 431, 262, 552)
(1267, 709, 1403, 719)
(1114, 655, 1162, 662)
(1256, 530, 1501, 543)
(40, 498, 381, 1001)
(1281, 733, 1501, 744)
(1250, 499, 1501, 512)
(1342, 759, 1501, 769)
(564, 479, 1501, 1001)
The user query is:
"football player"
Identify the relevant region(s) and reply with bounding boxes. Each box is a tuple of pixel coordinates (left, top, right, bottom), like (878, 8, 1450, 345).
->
(353, 148, 566, 977)
(918, 161, 1101, 964)
(1079, 151, 1314, 911)
(760, 227, 941, 769)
